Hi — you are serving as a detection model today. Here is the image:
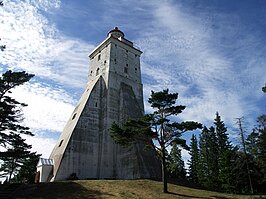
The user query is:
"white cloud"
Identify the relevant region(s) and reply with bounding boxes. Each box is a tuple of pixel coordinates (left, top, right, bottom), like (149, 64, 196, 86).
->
(0, 0, 95, 88)
(11, 82, 75, 133)
(136, 0, 264, 128)
(24, 134, 57, 158)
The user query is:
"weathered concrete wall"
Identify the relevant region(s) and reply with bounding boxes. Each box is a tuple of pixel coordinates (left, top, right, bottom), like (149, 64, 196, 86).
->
(49, 29, 161, 181)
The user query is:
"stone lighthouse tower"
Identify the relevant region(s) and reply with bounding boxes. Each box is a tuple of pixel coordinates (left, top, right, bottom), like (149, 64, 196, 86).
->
(46, 27, 160, 181)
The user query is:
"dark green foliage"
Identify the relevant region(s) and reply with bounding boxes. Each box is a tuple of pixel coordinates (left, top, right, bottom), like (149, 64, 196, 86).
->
(246, 115, 266, 192)
(0, 70, 35, 146)
(188, 134, 199, 183)
(0, 134, 37, 182)
(195, 113, 237, 192)
(0, 70, 37, 182)
(167, 143, 186, 179)
(262, 84, 266, 93)
(14, 153, 41, 183)
(110, 89, 202, 193)
(232, 150, 262, 194)
(198, 127, 218, 189)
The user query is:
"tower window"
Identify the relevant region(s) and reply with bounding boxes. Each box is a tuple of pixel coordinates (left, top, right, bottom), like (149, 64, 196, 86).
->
(126, 50, 128, 53)
(98, 54, 101, 61)
(72, 113, 77, 120)
(96, 68, 100, 76)
(114, 58, 117, 63)
(124, 67, 128, 74)
(104, 60, 106, 64)
(126, 64, 128, 66)
(95, 102, 98, 107)
(59, 140, 64, 147)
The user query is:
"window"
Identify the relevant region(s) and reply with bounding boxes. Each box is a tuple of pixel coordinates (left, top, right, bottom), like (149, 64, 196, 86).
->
(96, 68, 100, 76)
(95, 102, 98, 107)
(98, 54, 101, 61)
(126, 50, 128, 53)
(114, 58, 117, 63)
(59, 140, 64, 147)
(72, 113, 77, 120)
(104, 60, 106, 64)
(124, 67, 128, 74)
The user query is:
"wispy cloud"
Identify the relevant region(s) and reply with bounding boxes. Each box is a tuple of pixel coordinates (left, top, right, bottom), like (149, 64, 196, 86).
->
(134, 0, 265, 127)
(0, 0, 94, 88)
(11, 82, 75, 133)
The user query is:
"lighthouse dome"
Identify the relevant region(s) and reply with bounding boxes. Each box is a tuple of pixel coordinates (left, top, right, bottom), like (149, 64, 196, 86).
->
(108, 27, 124, 38)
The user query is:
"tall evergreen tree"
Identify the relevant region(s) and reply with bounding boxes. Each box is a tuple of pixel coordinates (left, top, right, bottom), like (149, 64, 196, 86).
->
(168, 143, 186, 179)
(197, 126, 209, 187)
(198, 126, 219, 190)
(0, 70, 36, 181)
(188, 134, 199, 183)
(14, 152, 41, 183)
(0, 134, 36, 182)
(214, 112, 230, 152)
(110, 89, 202, 193)
(251, 115, 266, 189)
(208, 126, 219, 189)
(0, 70, 34, 147)
(213, 112, 235, 191)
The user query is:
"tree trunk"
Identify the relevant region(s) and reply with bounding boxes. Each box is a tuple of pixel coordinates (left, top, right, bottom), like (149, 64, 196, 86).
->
(162, 147, 168, 193)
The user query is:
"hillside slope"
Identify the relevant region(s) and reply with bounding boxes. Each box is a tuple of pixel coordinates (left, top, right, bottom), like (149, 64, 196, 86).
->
(11, 180, 265, 199)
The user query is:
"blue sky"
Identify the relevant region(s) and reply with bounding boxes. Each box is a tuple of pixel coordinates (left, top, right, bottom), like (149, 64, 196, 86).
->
(0, 0, 265, 162)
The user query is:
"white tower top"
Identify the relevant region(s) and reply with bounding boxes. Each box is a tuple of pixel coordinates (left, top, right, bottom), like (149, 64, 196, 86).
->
(108, 27, 125, 38)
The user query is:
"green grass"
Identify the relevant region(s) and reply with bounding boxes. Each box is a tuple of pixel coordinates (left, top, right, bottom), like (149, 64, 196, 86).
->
(12, 180, 266, 199)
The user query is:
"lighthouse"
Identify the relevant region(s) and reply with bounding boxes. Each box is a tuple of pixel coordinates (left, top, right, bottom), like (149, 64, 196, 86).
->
(42, 27, 160, 181)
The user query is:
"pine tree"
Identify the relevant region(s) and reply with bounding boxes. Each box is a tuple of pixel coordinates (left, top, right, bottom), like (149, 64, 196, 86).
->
(188, 134, 199, 183)
(0, 134, 36, 182)
(214, 112, 235, 191)
(198, 126, 219, 190)
(0, 70, 37, 182)
(110, 89, 202, 193)
(251, 115, 266, 190)
(168, 143, 186, 179)
(214, 112, 230, 152)
(197, 126, 209, 187)
(208, 126, 219, 189)
(14, 153, 41, 183)
(0, 70, 34, 147)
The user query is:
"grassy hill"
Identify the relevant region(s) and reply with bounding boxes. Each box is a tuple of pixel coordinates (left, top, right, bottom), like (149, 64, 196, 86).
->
(9, 179, 266, 199)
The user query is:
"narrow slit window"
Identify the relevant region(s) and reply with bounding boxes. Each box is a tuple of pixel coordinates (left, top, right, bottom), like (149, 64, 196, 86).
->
(96, 68, 100, 76)
(59, 140, 64, 147)
(72, 113, 77, 120)
(124, 67, 128, 74)
(98, 54, 101, 61)
(95, 102, 98, 107)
